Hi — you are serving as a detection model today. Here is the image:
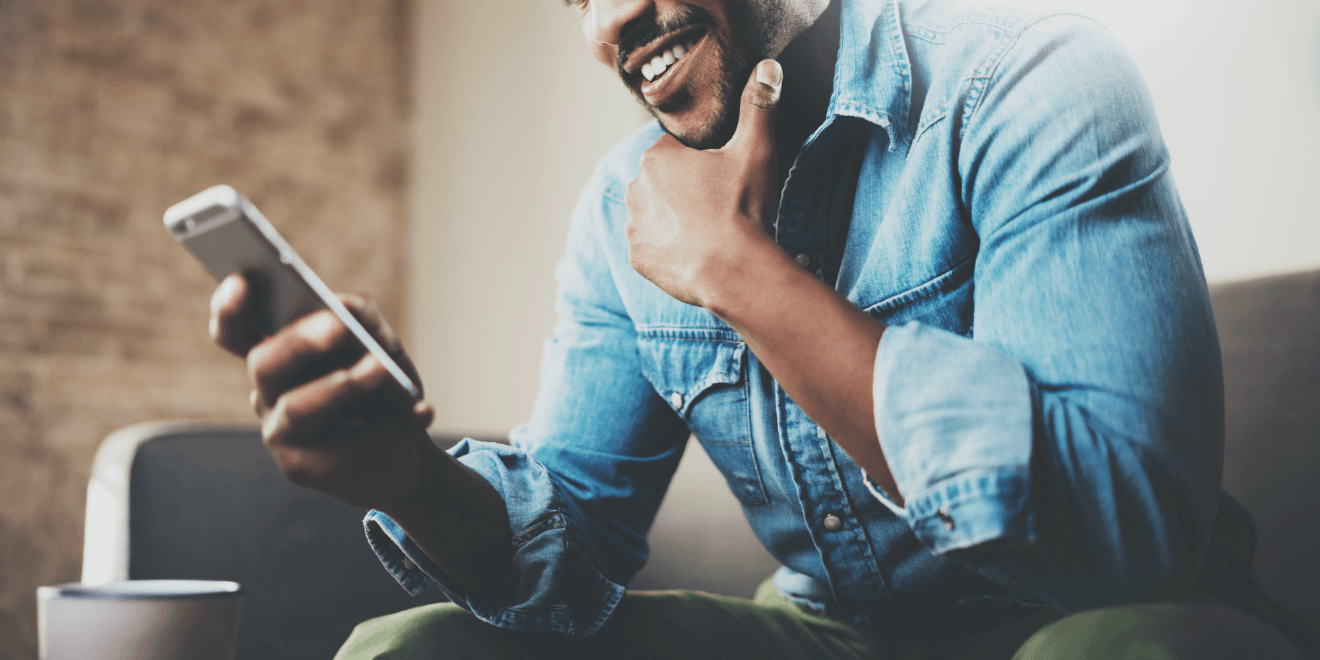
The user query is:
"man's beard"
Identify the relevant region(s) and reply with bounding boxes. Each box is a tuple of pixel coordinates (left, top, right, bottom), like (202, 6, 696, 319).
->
(616, 2, 779, 150)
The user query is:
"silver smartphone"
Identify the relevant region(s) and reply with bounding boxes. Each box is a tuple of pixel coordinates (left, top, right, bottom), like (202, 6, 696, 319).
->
(165, 185, 422, 402)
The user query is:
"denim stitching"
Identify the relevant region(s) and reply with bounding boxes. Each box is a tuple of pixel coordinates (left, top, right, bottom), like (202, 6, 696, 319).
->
(862, 253, 976, 314)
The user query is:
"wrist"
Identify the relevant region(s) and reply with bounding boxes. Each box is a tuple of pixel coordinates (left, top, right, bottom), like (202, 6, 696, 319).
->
(374, 437, 514, 602)
(377, 438, 448, 521)
(697, 228, 799, 319)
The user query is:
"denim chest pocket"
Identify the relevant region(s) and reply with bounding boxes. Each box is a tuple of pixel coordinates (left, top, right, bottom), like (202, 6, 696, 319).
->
(861, 255, 976, 336)
(636, 332, 770, 507)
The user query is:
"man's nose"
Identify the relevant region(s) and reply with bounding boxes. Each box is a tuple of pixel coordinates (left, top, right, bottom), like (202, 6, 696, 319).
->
(586, 0, 653, 47)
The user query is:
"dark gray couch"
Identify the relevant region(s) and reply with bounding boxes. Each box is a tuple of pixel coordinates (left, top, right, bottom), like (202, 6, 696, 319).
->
(1213, 269, 1320, 630)
(80, 268, 1320, 658)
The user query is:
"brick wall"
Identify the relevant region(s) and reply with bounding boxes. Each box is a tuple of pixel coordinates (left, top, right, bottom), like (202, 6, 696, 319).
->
(0, 1, 412, 656)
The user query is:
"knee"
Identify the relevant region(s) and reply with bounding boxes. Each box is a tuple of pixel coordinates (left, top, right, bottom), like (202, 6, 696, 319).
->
(334, 603, 482, 660)
(1012, 602, 1303, 660)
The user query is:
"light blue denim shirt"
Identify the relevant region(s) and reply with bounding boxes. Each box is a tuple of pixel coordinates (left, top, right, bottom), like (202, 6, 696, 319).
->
(365, 0, 1224, 640)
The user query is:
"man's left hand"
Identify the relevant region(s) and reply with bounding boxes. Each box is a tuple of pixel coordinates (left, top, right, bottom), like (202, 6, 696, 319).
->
(625, 59, 784, 307)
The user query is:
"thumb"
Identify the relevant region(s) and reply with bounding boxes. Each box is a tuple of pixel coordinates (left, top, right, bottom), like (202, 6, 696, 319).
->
(727, 59, 782, 157)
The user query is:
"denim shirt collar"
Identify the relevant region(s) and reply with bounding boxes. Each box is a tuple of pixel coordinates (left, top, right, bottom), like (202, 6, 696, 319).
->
(826, 0, 912, 150)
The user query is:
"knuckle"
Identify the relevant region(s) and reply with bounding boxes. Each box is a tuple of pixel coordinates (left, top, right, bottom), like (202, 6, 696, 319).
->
(264, 396, 314, 448)
(302, 311, 347, 351)
(271, 394, 293, 423)
(350, 358, 386, 390)
(335, 364, 366, 388)
(247, 346, 284, 394)
(340, 373, 369, 398)
(273, 447, 342, 492)
(330, 366, 354, 390)
(638, 148, 663, 171)
(246, 345, 267, 384)
(745, 87, 772, 108)
(260, 410, 285, 449)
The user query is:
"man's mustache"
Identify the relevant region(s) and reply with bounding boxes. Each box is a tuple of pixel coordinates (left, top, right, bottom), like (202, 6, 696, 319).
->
(616, 6, 712, 74)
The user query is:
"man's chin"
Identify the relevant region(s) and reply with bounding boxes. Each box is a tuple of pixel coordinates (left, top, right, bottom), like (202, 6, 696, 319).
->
(624, 30, 752, 150)
(650, 100, 740, 151)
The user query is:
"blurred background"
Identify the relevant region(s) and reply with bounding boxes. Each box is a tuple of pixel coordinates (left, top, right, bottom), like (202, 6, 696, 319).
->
(0, 0, 1317, 657)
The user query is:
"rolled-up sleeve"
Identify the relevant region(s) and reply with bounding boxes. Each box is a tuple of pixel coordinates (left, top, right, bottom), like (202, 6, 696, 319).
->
(872, 16, 1224, 612)
(365, 132, 689, 637)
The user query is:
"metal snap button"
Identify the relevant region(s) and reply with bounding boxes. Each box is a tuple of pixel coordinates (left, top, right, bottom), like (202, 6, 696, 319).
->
(794, 253, 811, 268)
(823, 514, 843, 532)
(937, 505, 955, 530)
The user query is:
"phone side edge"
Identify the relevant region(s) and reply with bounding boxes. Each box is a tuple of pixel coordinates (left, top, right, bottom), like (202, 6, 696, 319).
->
(237, 198, 423, 402)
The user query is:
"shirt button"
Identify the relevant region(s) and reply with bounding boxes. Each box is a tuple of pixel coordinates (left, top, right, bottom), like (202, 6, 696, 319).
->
(822, 514, 843, 532)
(401, 557, 417, 571)
(794, 253, 812, 268)
(669, 392, 684, 409)
(938, 505, 955, 530)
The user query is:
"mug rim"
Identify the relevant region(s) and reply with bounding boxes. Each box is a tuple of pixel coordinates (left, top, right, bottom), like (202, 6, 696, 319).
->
(38, 580, 243, 601)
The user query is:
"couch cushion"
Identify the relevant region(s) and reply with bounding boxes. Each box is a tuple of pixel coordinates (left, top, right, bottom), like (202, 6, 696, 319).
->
(119, 426, 476, 660)
(1211, 268, 1320, 629)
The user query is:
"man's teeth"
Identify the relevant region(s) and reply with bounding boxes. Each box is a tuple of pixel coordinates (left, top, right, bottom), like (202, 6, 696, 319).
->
(641, 39, 696, 82)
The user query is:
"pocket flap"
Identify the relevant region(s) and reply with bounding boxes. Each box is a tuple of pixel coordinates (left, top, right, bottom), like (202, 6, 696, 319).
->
(636, 331, 746, 418)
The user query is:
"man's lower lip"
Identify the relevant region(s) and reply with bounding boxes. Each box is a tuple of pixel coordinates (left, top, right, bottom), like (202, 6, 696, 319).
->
(639, 35, 703, 104)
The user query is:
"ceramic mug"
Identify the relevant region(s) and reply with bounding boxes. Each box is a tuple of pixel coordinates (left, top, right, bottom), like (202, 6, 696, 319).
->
(37, 580, 243, 660)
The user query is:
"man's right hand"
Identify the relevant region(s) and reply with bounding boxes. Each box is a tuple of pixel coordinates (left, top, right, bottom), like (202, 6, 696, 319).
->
(210, 273, 514, 601)
(208, 273, 435, 511)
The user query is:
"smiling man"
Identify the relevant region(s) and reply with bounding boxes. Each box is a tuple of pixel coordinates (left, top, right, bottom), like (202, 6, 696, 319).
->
(210, 0, 1311, 658)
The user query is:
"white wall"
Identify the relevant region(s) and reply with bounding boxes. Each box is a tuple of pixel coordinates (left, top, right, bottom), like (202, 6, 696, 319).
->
(410, 1, 649, 435)
(1009, 0, 1320, 283)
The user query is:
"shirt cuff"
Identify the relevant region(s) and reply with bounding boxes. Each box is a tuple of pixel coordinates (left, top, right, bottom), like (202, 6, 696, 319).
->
(872, 323, 1036, 555)
(363, 511, 436, 596)
(362, 439, 625, 638)
(863, 472, 907, 517)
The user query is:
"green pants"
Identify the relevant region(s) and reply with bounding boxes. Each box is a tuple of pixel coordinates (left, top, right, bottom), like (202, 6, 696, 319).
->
(335, 579, 1303, 660)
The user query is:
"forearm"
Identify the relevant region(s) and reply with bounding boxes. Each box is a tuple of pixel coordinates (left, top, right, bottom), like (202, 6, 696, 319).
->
(700, 233, 903, 505)
(378, 439, 514, 604)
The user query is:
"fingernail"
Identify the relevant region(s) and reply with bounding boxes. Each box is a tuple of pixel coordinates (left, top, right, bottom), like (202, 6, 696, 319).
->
(756, 60, 782, 88)
(413, 400, 433, 416)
